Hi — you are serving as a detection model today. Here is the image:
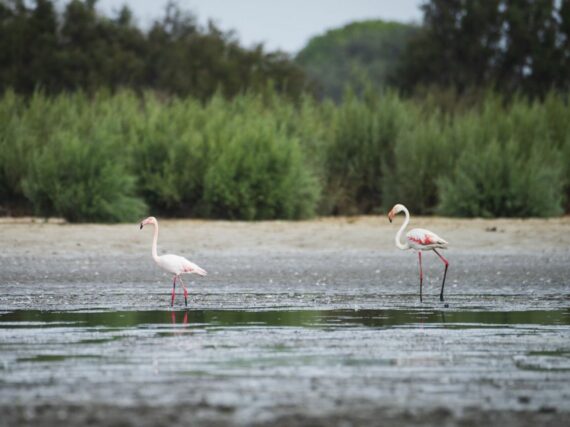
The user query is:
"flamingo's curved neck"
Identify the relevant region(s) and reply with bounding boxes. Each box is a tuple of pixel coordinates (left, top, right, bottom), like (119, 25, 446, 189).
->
(395, 207, 411, 250)
(151, 222, 159, 261)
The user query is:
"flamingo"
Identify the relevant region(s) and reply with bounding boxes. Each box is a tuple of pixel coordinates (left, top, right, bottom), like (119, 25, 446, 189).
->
(388, 204, 449, 302)
(139, 216, 207, 307)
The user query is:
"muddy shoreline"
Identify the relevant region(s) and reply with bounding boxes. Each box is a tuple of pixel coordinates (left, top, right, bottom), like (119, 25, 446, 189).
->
(1, 404, 568, 427)
(1, 215, 570, 256)
(1, 217, 569, 426)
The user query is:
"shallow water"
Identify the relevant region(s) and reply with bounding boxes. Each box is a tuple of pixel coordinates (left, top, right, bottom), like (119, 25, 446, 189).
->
(1, 306, 570, 425)
(2, 307, 569, 328)
(1, 246, 570, 425)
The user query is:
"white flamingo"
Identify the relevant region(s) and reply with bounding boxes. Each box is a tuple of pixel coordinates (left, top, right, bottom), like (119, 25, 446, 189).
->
(388, 204, 449, 302)
(140, 216, 207, 307)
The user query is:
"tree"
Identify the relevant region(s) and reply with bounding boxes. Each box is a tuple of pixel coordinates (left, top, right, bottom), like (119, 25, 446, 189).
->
(0, 0, 62, 93)
(395, 0, 570, 98)
(296, 20, 416, 101)
(0, 0, 312, 100)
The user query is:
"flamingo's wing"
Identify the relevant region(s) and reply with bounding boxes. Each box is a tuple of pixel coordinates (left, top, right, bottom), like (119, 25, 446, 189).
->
(158, 254, 207, 276)
(406, 228, 448, 248)
(181, 259, 207, 276)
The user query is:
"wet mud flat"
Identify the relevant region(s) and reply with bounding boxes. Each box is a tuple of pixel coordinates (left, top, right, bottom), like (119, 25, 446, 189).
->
(1, 217, 570, 426)
(1, 307, 569, 427)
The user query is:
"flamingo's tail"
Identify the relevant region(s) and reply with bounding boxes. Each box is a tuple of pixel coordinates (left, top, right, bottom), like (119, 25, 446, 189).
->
(437, 238, 449, 248)
(194, 266, 207, 276)
(183, 262, 208, 277)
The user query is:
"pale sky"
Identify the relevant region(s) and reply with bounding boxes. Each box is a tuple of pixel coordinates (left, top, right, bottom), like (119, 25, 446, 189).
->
(97, 0, 424, 54)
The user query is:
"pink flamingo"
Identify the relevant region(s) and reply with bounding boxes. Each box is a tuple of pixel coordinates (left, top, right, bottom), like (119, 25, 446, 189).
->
(388, 204, 449, 302)
(140, 216, 207, 307)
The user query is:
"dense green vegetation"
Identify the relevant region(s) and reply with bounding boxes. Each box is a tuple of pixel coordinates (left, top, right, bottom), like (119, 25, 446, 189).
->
(295, 20, 416, 100)
(0, 90, 568, 222)
(1, 1, 569, 222)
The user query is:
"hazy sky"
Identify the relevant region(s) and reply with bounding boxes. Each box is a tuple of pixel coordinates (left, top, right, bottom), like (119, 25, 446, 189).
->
(97, 0, 424, 54)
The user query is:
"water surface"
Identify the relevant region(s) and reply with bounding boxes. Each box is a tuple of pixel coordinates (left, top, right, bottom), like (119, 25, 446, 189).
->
(1, 307, 569, 328)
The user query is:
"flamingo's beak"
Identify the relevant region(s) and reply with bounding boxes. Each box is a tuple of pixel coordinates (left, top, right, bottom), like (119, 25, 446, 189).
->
(139, 223, 143, 230)
(388, 210, 393, 223)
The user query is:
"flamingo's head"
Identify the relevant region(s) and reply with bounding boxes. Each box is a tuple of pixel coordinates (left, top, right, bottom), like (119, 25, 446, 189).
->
(388, 204, 405, 223)
(139, 216, 157, 230)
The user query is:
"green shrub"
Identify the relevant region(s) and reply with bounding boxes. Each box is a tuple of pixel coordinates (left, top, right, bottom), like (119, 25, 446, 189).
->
(543, 93, 570, 210)
(203, 112, 319, 220)
(0, 91, 92, 208)
(0, 90, 27, 202)
(22, 129, 147, 223)
(438, 139, 563, 217)
(382, 112, 453, 214)
(130, 95, 209, 215)
(436, 94, 566, 217)
(129, 92, 320, 220)
(324, 90, 408, 214)
(0, 89, 568, 221)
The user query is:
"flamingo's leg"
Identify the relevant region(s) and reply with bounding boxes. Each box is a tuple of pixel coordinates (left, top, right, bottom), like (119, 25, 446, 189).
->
(179, 277, 188, 307)
(418, 251, 423, 302)
(433, 249, 449, 302)
(171, 276, 177, 307)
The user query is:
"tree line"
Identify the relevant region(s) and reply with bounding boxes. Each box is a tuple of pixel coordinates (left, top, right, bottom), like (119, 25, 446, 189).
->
(0, 0, 311, 100)
(2, 1, 569, 100)
(395, 0, 570, 98)
(297, 0, 570, 100)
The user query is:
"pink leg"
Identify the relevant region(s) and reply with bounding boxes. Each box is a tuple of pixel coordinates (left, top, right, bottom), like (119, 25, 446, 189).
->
(179, 277, 188, 307)
(433, 249, 449, 302)
(418, 251, 423, 302)
(171, 276, 177, 307)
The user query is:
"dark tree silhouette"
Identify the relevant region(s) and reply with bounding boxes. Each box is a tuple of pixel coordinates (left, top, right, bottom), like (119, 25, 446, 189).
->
(395, 0, 570, 98)
(0, 0, 312, 100)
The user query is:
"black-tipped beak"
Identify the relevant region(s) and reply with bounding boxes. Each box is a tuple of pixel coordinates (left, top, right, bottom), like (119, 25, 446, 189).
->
(389, 217, 392, 223)
(139, 223, 143, 230)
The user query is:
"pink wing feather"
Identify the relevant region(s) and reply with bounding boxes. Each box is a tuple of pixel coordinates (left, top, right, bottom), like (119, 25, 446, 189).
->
(182, 260, 207, 276)
(406, 228, 448, 248)
(157, 254, 207, 276)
